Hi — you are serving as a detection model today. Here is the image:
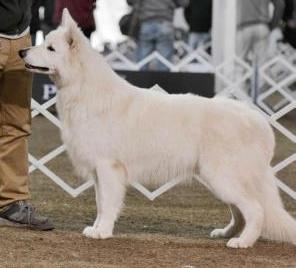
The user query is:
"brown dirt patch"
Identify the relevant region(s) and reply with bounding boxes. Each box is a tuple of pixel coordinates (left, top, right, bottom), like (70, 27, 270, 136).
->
(1, 228, 296, 268)
(1, 111, 295, 267)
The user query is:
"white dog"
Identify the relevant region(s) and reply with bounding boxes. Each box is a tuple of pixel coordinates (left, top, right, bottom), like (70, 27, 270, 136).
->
(20, 9, 296, 248)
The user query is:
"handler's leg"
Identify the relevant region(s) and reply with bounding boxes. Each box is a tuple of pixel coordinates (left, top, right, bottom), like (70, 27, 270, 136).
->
(0, 35, 54, 231)
(83, 160, 126, 239)
(0, 35, 32, 208)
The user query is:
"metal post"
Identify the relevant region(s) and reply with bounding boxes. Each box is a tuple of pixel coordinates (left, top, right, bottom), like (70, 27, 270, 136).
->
(212, 0, 237, 92)
(251, 57, 259, 104)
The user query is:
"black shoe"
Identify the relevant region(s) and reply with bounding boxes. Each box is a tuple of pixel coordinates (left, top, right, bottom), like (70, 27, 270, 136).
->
(0, 201, 54, 231)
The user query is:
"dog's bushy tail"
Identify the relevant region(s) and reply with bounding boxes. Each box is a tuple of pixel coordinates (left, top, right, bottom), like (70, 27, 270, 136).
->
(260, 169, 296, 244)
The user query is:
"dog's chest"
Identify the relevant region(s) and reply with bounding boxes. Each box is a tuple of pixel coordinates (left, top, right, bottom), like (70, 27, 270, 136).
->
(56, 97, 97, 164)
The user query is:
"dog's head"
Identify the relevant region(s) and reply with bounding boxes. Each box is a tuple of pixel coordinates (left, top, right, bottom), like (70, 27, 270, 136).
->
(19, 9, 84, 77)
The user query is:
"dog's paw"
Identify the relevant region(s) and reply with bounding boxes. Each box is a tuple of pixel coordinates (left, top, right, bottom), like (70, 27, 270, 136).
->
(82, 226, 113, 239)
(210, 228, 226, 238)
(83, 226, 99, 238)
(226, 238, 252, 249)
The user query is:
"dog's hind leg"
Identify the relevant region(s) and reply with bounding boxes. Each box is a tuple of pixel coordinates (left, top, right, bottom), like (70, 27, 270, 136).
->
(83, 159, 127, 239)
(198, 170, 264, 248)
(93, 176, 101, 228)
(226, 196, 264, 248)
(210, 205, 244, 239)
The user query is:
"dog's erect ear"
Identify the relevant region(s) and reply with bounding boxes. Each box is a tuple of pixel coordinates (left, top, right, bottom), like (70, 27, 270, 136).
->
(61, 8, 76, 29)
(61, 8, 80, 49)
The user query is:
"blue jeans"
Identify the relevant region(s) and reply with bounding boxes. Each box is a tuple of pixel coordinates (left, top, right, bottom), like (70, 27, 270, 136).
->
(136, 20, 174, 71)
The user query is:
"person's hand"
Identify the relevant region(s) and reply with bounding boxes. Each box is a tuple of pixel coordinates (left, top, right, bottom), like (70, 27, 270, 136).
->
(268, 28, 283, 56)
(287, 19, 296, 29)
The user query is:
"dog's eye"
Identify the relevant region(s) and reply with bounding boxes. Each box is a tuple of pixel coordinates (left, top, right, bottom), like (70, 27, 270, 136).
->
(47, 45, 55, 52)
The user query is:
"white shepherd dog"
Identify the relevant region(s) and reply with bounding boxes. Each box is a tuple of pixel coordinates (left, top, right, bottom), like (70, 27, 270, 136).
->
(20, 9, 296, 248)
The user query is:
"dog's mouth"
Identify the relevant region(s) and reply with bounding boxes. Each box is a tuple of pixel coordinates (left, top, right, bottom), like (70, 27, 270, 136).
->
(25, 63, 50, 73)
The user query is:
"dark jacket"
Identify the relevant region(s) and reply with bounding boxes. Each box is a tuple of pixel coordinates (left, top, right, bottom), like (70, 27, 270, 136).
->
(127, 0, 189, 22)
(283, 0, 296, 48)
(283, 0, 294, 20)
(184, 0, 212, 33)
(53, 0, 96, 29)
(0, 0, 33, 35)
(237, 0, 285, 29)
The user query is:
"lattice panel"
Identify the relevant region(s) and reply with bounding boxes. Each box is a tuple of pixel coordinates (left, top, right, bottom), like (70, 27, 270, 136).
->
(29, 43, 296, 200)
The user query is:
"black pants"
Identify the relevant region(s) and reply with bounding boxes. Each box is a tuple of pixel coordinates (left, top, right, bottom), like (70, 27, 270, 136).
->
(82, 27, 95, 39)
(284, 26, 296, 49)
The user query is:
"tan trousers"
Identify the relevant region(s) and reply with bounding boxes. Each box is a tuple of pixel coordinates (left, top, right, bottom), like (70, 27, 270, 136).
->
(0, 34, 32, 208)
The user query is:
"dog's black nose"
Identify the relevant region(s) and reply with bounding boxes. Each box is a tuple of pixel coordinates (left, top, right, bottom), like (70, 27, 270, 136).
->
(19, 48, 29, 58)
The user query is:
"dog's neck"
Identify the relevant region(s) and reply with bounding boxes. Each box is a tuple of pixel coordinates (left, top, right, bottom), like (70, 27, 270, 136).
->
(52, 45, 127, 91)
(54, 49, 135, 121)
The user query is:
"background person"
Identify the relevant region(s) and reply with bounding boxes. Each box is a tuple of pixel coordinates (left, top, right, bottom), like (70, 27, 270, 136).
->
(184, 0, 212, 50)
(30, 0, 56, 44)
(127, 0, 189, 71)
(236, 0, 285, 64)
(0, 0, 54, 230)
(283, 0, 296, 48)
(53, 0, 96, 39)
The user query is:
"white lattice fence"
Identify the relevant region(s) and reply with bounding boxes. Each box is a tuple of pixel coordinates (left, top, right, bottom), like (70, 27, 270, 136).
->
(258, 53, 296, 199)
(214, 44, 296, 199)
(29, 42, 295, 200)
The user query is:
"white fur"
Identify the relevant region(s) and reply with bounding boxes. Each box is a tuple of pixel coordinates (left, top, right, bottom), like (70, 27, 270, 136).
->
(22, 9, 296, 248)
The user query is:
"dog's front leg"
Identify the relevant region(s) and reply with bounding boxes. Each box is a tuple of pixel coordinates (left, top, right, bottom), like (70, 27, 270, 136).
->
(83, 160, 126, 239)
